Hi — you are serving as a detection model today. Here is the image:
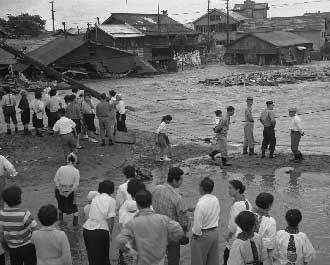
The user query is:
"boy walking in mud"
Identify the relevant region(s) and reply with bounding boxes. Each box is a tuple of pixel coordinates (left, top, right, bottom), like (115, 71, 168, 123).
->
(288, 108, 304, 162)
(259, 101, 276, 158)
(209, 106, 235, 166)
(243, 96, 256, 155)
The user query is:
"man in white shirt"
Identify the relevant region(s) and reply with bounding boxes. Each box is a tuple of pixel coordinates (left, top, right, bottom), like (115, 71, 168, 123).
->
(288, 108, 304, 162)
(116, 94, 127, 132)
(53, 108, 77, 159)
(0, 155, 17, 207)
(191, 177, 220, 265)
(2, 86, 18, 135)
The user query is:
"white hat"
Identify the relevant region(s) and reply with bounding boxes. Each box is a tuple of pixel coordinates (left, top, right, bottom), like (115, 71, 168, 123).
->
(87, 191, 99, 202)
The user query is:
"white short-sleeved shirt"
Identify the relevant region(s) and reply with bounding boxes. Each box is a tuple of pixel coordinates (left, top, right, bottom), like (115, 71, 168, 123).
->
(228, 200, 252, 234)
(272, 230, 315, 265)
(116, 181, 132, 210)
(118, 199, 138, 226)
(156, 122, 167, 134)
(83, 193, 116, 231)
(53, 117, 76, 135)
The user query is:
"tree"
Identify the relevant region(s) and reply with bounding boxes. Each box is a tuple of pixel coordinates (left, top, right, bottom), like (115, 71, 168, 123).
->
(6, 13, 46, 37)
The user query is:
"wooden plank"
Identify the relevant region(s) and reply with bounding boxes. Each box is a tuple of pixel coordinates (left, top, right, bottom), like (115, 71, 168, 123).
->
(115, 131, 136, 144)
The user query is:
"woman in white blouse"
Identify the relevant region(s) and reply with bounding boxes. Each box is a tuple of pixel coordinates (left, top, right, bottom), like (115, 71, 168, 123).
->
(224, 180, 252, 265)
(155, 115, 173, 161)
(83, 180, 116, 265)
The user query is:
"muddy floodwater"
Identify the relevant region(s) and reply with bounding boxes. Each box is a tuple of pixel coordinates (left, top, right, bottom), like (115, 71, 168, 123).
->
(3, 63, 330, 265)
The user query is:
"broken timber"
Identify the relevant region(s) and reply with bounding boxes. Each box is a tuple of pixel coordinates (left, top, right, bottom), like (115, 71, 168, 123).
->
(0, 40, 102, 100)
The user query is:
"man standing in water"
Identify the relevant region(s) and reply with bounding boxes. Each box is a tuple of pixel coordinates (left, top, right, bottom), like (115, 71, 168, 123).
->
(259, 101, 276, 158)
(288, 108, 304, 162)
(243, 96, 256, 155)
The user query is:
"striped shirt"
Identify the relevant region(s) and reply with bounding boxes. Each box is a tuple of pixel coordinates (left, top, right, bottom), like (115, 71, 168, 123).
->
(0, 208, 37, 248)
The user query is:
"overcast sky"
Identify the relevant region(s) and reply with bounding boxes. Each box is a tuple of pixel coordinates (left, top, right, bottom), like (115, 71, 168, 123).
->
(0, 0, 329, 30)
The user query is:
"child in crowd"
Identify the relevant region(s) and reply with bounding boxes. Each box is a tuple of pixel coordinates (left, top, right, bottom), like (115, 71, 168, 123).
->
(1, 86, 18, 135)
(66, 95, 83, 149)
(272, 209, 315, 265)
(81, 94, 98, 143)
(116, 165, 136, 212)
(155, 115, 173, 161)
(53, 108, 77, 159)
(31, 90, 45, 137)
(47, 89, 63, 133)
(254, 193, 277, 265)
(228, 211, 266, 265)
(0, 186, 38, 265)
(213, 109, 222, 128)
(32, 204, 72, 265)
(18, 89, 32, 135)
(54, 153, 80, 226)
(84, 191, 99, 220)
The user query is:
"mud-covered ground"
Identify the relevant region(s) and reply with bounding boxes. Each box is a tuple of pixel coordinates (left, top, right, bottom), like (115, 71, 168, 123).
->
(1, 62, 330, 264)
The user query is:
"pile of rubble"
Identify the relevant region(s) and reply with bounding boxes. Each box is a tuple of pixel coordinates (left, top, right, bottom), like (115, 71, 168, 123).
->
(199, 66, 330, 87)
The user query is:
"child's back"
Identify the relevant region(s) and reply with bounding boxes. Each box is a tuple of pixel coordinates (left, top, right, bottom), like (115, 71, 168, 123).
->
(273, 230, 315, 265)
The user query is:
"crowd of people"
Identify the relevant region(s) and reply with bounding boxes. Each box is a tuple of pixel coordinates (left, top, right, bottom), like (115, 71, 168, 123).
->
(0, 155, 316, 265)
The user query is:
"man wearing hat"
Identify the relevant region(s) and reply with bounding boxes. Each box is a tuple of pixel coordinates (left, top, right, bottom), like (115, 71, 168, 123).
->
(259, 101, 276, 158)
(289, 107, 304, 162)
(243, 96, 256, 155)
(1, 86, 18, 135)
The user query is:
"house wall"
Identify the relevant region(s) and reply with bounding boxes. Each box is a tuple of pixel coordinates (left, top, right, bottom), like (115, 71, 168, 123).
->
(290, 30, 325, 50)
(235, 9, 267, 19)
(54, 43, 136, 73)
(226, 35, 277, 53)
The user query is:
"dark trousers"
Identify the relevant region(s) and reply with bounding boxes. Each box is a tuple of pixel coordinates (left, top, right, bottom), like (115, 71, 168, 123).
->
(83, 229, 111, 265)
(223, 247, 230, 265)
(9, 243, 36, 265)
(261, 126, 276, 152)
(167, 241, 180, 265)
(291, 131, 301, 155)
(116, 112, 127, 132)
(0, 254, 5, 265)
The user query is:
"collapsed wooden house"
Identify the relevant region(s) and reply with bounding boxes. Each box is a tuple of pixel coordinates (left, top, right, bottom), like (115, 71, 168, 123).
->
(225, 31, 313, 65)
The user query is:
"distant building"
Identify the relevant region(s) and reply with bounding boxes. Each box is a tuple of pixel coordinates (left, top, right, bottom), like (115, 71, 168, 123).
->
(233, 0, 269, 19)
(304, 12, 330, 41)
(92, 13, 200, 66)
(238, 16, 326, 50)
(193, 8, 247, 45)
(225, 31, 313, 65)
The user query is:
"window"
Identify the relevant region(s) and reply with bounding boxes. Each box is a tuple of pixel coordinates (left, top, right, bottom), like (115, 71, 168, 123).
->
(210, 15, 221, 21)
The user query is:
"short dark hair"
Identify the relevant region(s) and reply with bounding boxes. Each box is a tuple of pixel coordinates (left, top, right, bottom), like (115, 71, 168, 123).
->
(167, 167, 184, 183)
(127, 179, 146, 198)
(200, 177, 214, 193)
(161, 115, 172, 122)
(229, 180, 246, 194)
(227, 106, 235, 112)
(135, 189, 152, 208)
(4, 87, 11, 93)
(123, 165, 136, 179)
(109, 90, 116, 97)
(100, 93, 107, 100)
(2, 186, 22, 207)
(64, 95, 71, 103)
(235, 211, 256, 232)
(255, 193, 274, 210)
(84, 93, 91, 98)
(215, 110, 222, 116)
(98, 180, 115, 195)
(285, 209, 302, 227)
(72, 87, 78, 93)
(58, 108, 66, 116)
(49, 89, 57, 97)
(35, 91, 42, 99)
(38, 204, 58, 226)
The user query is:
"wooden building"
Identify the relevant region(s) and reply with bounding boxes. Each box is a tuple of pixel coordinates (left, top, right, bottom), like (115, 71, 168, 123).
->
(95, 13, 200, 66)
(193, 9, 246, 45)
(14, 36, 156, 76)
(233, 0, 269, 19)
(225, 31, 313, 65)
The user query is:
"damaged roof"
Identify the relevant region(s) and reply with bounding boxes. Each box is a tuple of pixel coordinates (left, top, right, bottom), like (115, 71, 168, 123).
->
(96, 24, 145, 38)
(103, 13, 197, 35)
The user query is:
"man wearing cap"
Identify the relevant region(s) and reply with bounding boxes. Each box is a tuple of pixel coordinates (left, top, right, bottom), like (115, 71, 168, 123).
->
(1, 86, 18, 135)
(243, 96, 256, 155)
(259, 101, 276, 158)
(289, 108, 304, 162)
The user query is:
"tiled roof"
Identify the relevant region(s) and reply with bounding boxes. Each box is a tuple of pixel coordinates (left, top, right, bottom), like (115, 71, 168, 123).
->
(253, 31, 312, 47)
(192, 9, 247, 24)
(96, 24, 145, 38)
(103, 13, 197, 35)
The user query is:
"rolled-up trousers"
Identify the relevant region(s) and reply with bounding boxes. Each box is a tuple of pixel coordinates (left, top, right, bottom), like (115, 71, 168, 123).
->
(291, 131, 301, 155)
(191, 229, 219, 265)
(261, 126, 276, 152)
(243, 122, 254, 148)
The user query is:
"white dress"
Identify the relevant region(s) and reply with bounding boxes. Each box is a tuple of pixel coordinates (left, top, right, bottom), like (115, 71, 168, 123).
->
(256, 215, 277, 265)
(272, 230, 315, 265)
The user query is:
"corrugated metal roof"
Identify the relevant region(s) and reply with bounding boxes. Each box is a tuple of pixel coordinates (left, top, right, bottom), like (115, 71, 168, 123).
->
(97, 24, 144, 38)
(104, 13, 197, 35)
(253, 31, 312, 47)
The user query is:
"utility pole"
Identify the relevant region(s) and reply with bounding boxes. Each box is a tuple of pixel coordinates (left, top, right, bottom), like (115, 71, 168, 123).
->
(207, 0, 210, 50)
(226, 0, 230, 46)
(50, 1, 55, 32)
(96, 17, 100, 24)
(157, 3, 160, 33)
(87, 22, 91, 30)
(62, 22, 66, 38)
